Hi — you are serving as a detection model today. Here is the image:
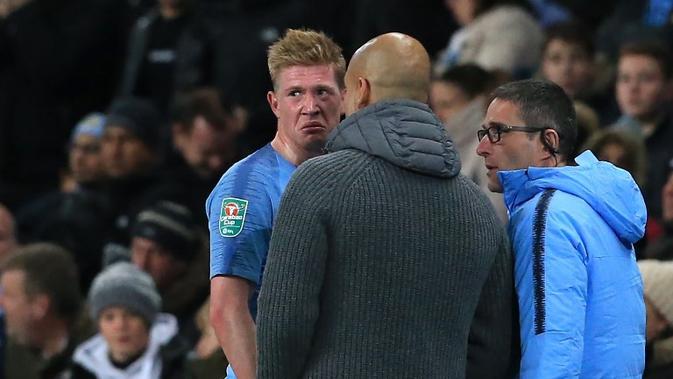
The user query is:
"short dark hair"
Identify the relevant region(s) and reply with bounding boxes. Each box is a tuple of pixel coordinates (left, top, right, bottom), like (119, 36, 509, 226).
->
(436, 64, 495, 99)
(2, 243, 81, 322)
(544, 21, 594, 57)
(619, 41, 673, 79)
(490, 79, 577, 162)
(170, 87, 234, 132)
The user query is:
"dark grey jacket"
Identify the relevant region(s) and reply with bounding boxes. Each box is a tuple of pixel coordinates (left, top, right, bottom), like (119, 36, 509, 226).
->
(257, 99, 517, 379)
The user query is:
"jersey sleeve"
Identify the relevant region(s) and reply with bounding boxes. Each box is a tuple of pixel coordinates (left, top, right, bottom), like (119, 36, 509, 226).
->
(206, 174, 273, 284)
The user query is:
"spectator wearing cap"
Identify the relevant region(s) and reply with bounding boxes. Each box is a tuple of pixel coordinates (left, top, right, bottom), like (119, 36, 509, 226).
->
(102, 97, 165, 179)
(131, 201, 209, 343)
(70, 262, 190, 379)
(100, 97, 179, 246)
(638, 260, 673, 378)
(13, 112, 113, 292)
(63, 113, 107, 193)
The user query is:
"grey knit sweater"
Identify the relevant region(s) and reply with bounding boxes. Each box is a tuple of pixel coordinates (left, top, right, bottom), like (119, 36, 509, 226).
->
(257, 99, 516, 379)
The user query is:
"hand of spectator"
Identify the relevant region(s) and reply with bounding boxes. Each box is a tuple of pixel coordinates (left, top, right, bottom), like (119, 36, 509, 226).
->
(195, 326, 221, 359)
(0, 0, 31, 18)
(663, 173, 673, 222)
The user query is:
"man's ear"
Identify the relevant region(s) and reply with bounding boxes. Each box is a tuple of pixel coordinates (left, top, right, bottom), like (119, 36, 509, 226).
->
(30, 294, 50, 320)
(356, 77, 371, 110)
(267, 91, 279, 118)
(542, 129, 560, 154)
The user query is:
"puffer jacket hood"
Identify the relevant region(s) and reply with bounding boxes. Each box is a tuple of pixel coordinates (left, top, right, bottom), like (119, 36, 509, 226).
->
(326, 99, 461, 178)
(499, 150, 646, 244)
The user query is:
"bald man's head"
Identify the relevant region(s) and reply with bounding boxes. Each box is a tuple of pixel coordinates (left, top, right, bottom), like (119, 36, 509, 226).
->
(343, 33, 431, 116)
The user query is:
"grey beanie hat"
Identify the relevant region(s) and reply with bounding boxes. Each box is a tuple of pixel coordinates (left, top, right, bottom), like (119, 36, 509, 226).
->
(88, 262, 161, 324)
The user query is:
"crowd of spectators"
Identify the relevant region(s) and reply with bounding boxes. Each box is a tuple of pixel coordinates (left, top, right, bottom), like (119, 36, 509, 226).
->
(1, 0, 673, 377)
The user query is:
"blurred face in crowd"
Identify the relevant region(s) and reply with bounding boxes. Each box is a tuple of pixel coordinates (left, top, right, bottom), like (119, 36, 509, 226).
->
(0, 270, 40, 346)
(597, 142, 626, 168)
(131, 237, 187, 291)
(0, 205, 17, 261)
(445, 0, 477, 26)
(430, 80, 471, 125)
(69, 134, 105, 184)
(98, 306, 149, 363)
(542, 39, 594, 98)
(268, 64, 343, 155)
(101, 126, 156, 178)
(476, 98, 549, 192)
(173, 116, 237, 179)
(617, 54, 669, 121)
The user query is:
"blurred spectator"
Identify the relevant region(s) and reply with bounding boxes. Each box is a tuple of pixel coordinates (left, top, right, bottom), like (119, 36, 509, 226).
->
(130, 202, 209, 343)
(11, 113, 112, 292)
(62, 113, 107, 193)
(541, 21, 594, 98)
(612, 41, 673, 222)
(0, 243, 93, 379)
(101, 97, 175, 245)
(0, 0, 131, 212)
(0, 204, 17, 263)
(435, 0, 543, 79)
(165, 88, 244, 224)
(429, 64, 506, 221)
(539, 21, 620, 127)
(15, 191, 112, 292)
(174, 0, 328, 150)
(71, 262, 190, 378)
(584, 129, 647, 187)
(103, 97, 165, 180)
(119, 0, 195, 112)
(540, 21, 599, 98)
(638, 260, 673, 378)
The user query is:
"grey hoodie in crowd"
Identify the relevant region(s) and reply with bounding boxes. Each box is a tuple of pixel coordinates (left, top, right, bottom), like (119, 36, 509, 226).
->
(257, 99, 517, 379)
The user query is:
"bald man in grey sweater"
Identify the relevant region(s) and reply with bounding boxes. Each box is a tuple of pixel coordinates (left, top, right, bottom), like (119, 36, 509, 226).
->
(256, 33, 517, 379)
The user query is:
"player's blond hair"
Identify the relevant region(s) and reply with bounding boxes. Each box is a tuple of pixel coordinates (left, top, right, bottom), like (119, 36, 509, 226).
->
(267, 29, 346, 90)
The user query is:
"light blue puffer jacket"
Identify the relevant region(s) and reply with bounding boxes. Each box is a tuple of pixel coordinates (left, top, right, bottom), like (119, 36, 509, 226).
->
(499, 151, 646, 378)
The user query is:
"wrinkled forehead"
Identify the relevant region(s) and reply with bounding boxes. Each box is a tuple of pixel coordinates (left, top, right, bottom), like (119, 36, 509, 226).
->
(276, 64, 341, 90)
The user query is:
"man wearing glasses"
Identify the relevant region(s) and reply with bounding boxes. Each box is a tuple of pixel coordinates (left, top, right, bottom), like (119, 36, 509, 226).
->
(477, 79, 646, 378)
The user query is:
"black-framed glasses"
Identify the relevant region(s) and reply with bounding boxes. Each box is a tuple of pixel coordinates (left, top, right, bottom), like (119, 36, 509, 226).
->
(477, 123, 549, 143)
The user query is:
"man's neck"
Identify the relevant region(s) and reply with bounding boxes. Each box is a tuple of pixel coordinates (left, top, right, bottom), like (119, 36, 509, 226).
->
(270, 135, 322, 166)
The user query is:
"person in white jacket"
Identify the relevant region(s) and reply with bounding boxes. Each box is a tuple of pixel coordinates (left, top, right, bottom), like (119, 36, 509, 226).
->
(71, 262, 189, 379)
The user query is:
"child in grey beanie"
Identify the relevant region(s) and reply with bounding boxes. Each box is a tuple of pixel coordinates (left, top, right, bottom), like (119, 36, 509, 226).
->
(71, 262, 188, 378)
(88, 262, 161, 325)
